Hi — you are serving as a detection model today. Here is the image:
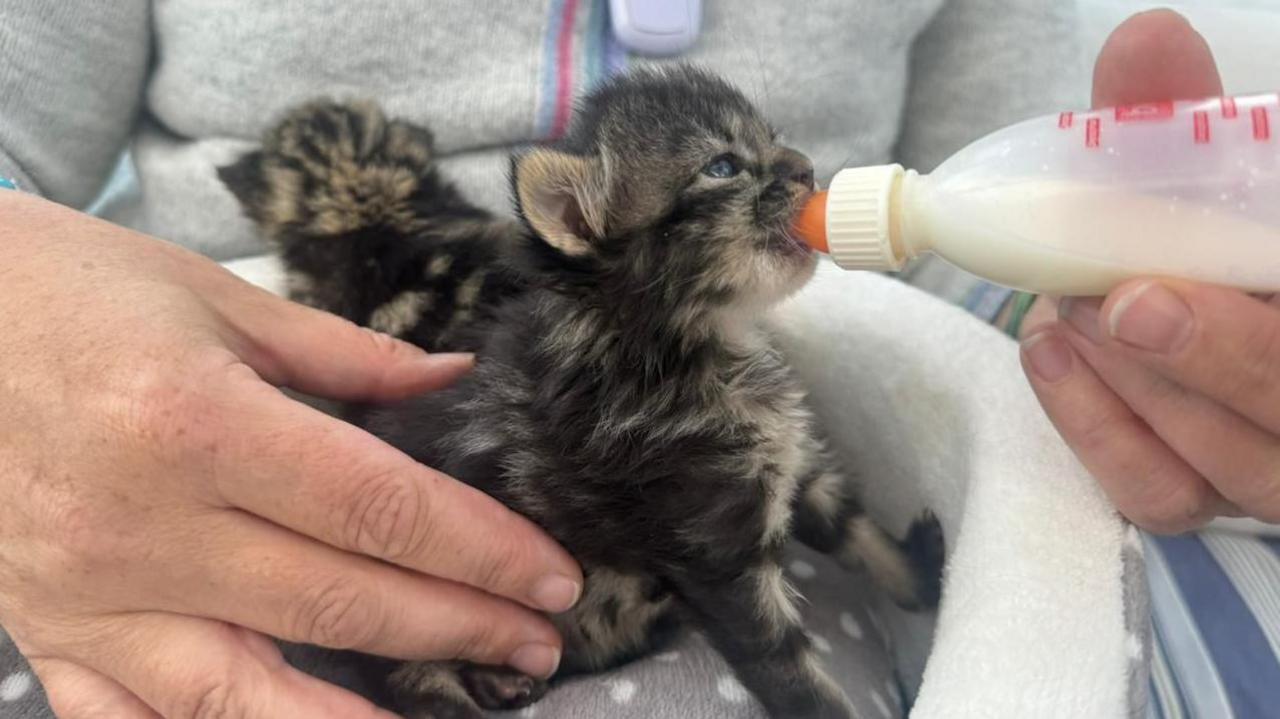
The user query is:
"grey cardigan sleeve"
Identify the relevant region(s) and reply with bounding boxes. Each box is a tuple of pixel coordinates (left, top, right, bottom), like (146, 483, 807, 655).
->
(895, 0, 1083, 173)
(0, 2, 151, 206)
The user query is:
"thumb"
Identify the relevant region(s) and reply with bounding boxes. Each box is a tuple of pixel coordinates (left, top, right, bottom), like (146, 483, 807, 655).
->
(1092, 9, 1223, 109)
(218, 286, 474, 402)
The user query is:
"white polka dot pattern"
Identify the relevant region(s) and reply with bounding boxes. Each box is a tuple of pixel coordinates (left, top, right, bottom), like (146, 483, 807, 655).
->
(809, 632, 832, 654)
(788, 559, 817, 580)
(0, 551, 909, 719)
(716, 674, 749, 703)
(839, 611, 864, 639)
(607, 678, 636, 704)
(0, 672, 32, 702)
(871, 688, 892, 718)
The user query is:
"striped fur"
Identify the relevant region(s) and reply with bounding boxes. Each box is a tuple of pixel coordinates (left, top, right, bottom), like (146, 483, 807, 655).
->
(221, 67, 944, 719)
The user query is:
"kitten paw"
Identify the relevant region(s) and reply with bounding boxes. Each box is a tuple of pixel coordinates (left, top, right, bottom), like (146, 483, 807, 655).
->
(268, 99, 434, 169)
(388, 661, 485, 719)
(901, 511, 946, 610)
(460, 665, 549, 710)
(401, 697, 486, 719)
(218, 99, 436, 236)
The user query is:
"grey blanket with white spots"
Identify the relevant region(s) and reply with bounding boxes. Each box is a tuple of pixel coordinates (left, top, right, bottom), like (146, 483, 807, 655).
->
(0, 545, 907, 718)
(2, 261, 1156, 719)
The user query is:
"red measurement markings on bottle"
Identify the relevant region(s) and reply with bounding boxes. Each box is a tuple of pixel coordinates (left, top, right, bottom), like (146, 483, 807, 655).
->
(1253, 107, 1271, 141)
(1222, 97, 1239, 119)
(1194, 111, 1210, 144)
(1116, 101, 1174, 123)
(1085, 117, 1100, 148)
(1058, 111, 1074, 129)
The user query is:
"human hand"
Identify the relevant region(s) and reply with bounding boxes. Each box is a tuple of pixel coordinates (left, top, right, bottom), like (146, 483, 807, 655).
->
(1020, 9, 1277, 534)
(0, 193, 581, 717)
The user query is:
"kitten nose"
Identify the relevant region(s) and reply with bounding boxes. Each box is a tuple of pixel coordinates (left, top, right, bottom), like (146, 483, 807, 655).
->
(774, 149, 815, 191)
(790, 165, 815, 190)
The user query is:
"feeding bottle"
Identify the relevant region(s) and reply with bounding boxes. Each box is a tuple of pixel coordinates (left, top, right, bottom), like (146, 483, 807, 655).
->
(792, 93, 1280, 296)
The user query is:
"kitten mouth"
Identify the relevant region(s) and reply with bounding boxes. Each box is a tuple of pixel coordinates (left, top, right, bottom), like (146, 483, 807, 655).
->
(772, 200, 815, 256)
(759, 189, 814, 257)
(767, 230, 811, 257)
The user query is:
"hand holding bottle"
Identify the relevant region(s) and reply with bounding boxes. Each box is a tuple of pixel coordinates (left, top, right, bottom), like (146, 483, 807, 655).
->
(1021, 10, 1280, 533)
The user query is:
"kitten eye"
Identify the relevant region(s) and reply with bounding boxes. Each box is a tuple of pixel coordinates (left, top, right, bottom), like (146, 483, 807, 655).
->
(702, 154, 742, 179)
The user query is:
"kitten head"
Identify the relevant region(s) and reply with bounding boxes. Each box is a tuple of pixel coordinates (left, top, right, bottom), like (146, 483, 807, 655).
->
(511, 66, 817, 315)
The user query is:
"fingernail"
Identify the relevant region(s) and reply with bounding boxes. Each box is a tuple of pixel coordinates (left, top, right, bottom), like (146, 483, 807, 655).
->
(1022, 331, 1074, 383)
(1108, 282, 1193, 353)
(1059, 297, 1105, 344)
(530, 574, 581, 613)
(419, 352, 475, 367)
(413, 353, 476, 377)
(508, 643, 561, 679)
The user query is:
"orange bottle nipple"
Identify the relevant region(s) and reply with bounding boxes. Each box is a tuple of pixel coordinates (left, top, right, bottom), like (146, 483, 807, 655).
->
(792, 191, 828, 253)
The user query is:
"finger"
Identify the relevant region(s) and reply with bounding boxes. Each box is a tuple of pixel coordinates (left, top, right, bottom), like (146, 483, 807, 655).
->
(1092, 9, 1223, 108)
(1060, 299, 1273, 518)
(1020, 326, 1224, 533)
(216, 281, 474, 402)
(1102, 280, 1280, 435)
(29, 657, 161, 719)
(205, 373, 582, 615)
(143, 507, 562, 675)
(77, 613, 398, 719)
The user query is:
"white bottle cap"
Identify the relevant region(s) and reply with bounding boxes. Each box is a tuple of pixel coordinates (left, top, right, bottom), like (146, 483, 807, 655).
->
(825, 164, 905, 271)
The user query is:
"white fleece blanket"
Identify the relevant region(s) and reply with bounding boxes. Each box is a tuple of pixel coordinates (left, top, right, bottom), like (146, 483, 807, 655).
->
(222, 255, 1140, 719)
(769, 261, 1137, 718)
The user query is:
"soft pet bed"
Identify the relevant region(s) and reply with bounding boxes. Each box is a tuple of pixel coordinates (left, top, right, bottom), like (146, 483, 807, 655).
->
(0, 258, 1149, 719)
(769, 261, 1149, 719)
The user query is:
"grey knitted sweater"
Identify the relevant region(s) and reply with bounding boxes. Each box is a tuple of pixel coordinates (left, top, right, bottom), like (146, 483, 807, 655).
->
(0, 0, 1078, 262)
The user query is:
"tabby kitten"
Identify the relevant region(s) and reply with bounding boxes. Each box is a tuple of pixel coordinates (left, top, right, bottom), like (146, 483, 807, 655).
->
(220, 66, 943, 719)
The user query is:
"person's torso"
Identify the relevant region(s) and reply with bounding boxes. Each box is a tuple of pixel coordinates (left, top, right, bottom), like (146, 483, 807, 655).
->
(110, 0, 943, 259)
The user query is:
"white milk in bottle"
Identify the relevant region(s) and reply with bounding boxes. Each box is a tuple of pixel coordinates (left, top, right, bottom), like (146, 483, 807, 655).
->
(792, 93, 1280, 295)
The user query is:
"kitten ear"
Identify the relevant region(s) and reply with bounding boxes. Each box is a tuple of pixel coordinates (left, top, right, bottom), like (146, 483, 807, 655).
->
(513, 149, 608, 256)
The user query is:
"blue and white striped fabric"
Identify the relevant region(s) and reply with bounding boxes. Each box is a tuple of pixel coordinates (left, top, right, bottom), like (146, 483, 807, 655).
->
(1145, 532, 1280, 719)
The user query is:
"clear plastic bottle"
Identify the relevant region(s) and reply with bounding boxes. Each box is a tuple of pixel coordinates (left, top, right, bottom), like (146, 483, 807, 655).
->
(793, 93, 1280, 296)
